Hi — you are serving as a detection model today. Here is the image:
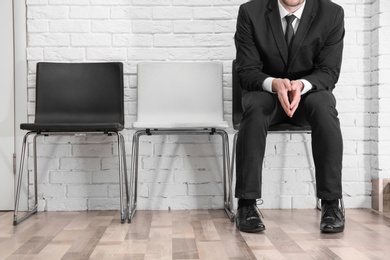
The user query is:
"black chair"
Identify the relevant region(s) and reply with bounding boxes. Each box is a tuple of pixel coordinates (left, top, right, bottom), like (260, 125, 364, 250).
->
(231, 60, 321, 209)
(13, 62, 129, 225)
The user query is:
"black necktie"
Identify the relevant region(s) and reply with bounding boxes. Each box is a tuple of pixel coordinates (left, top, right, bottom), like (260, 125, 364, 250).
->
(285, 15, 296, 51)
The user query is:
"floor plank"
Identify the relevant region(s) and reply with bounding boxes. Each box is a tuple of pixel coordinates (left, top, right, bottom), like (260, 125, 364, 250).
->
(0, 209, 389, 259)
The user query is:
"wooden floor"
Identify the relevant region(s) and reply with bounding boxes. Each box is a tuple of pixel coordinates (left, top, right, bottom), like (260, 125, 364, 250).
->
(1, 209, 390, 260)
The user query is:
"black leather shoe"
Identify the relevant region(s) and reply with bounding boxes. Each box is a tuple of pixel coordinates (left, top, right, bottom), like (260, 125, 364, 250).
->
(320, 201, 345, 233)
(236, 204, 265, 233)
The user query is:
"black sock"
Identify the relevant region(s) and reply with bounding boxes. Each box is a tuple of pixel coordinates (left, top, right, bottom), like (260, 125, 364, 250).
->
(238, 199, 256, 209)
(321, 199, 338, 206)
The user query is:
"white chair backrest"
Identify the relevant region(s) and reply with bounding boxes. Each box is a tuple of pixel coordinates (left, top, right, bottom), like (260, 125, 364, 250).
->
(135, 62, 227, 128)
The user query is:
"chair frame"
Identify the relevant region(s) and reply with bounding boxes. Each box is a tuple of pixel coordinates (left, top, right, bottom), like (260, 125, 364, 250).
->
(13, 131, 129, 225)
(129, 128, 235, 222)
(230, 129, 320, 209)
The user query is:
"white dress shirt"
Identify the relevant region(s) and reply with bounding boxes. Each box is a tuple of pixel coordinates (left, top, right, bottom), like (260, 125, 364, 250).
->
(262, 0, 312, 95)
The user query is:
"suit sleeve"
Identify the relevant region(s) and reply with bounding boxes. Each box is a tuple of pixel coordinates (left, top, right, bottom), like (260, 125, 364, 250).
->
(302, 7, 345, 92)
(234, 5, 269, 91)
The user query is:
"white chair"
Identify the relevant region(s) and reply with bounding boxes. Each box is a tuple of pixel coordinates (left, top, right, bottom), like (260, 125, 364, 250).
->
(129, 62, 235, 222)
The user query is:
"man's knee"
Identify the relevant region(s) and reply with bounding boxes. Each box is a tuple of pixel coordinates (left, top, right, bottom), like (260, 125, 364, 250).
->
(242, 91, 276, 116)
(303, 91, 338, 119)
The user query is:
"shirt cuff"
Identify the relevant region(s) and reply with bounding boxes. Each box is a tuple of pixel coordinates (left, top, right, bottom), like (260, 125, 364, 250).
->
(262, 77, 275, 93)
(300, 79, 312, 95)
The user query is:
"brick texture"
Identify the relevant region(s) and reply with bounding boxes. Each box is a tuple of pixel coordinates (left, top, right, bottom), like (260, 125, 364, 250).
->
(24, 0, 388, 211)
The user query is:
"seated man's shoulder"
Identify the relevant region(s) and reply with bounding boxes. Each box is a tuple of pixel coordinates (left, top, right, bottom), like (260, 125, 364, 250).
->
(318, 0, 343, 10)
(240, 0, 267, 14)
(241, 0, 266, 8)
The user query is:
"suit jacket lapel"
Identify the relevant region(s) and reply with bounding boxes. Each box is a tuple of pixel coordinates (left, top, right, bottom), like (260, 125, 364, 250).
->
(267, 0, 288, 66)
(289, 0, 317, 66)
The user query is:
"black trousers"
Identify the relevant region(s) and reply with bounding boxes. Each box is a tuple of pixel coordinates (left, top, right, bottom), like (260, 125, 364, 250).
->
(235, 90, 343, 201)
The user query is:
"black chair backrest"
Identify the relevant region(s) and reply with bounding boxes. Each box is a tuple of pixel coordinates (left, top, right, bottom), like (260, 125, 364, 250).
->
(35, 62, 124, 125)
(232, 60, 311, 132)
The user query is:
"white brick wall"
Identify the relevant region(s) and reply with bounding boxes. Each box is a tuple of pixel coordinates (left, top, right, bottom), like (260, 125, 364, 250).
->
(24, 0, 389, 211)
(371, 0, 390, 180)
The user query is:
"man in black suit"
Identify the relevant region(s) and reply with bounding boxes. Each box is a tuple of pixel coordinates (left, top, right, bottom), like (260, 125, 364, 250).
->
(234, 0, 345, 233)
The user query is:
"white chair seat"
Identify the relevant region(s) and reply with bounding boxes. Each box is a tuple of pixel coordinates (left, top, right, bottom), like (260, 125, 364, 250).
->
(133, 121, 229, 129)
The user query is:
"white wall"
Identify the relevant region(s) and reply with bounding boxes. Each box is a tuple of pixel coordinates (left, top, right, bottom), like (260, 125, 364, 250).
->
(0, 0, 15, 210)
(24, 0, 389, 211)
(371, 0, 390, 180)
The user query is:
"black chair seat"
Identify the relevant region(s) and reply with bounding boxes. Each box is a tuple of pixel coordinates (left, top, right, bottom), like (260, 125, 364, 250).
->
(233, 122, 311, 132)
(20, 123, 124, 132)
(268, 123, 311, 132)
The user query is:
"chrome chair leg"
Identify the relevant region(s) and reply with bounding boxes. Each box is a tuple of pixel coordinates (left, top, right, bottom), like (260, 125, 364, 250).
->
(340, 198, 345, 216)
(13, 132, 39, 226)
(116, 132, 129, 223)
(120, 133, 130, 222)
(216, 129, 235, 222)
(129, 130, 143, 222)
(231, 131, 238, 199)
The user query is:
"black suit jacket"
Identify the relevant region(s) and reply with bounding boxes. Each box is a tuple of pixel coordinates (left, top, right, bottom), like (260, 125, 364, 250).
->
(235, 0, 345, 92)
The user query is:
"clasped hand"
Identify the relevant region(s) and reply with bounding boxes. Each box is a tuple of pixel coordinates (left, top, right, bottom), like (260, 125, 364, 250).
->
(272, 78, 303, 118)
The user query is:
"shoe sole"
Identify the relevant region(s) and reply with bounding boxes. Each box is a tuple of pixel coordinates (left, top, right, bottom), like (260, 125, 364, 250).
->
(320, 227, 344, 233)
(237, 225, 266, 233)
(239, 228, 265, 233)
